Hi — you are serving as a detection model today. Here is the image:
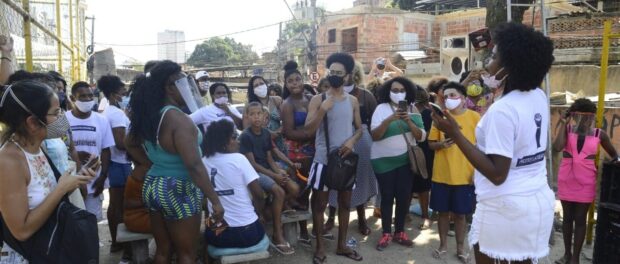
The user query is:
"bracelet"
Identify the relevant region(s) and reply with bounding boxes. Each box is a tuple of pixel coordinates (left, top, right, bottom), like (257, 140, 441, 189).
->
(0, 57, 11, 62)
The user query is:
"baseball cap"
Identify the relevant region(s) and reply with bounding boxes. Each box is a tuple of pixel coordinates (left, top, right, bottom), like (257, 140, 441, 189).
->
(195, 71, 209, 80)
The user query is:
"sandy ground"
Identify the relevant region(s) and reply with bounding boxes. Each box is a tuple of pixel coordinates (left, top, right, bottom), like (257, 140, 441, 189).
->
(98, 191, 594, 264)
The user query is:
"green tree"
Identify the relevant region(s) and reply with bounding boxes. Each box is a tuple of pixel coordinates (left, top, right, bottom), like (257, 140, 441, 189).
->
(187, 37, 259, 67)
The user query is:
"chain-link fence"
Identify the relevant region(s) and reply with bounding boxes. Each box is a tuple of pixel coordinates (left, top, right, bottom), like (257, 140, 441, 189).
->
(1, 0, 89, 84)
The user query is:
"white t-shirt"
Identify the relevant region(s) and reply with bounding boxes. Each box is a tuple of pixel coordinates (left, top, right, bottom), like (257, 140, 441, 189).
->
(190, 104, 242, 132)
(66, 111, 115, 194)
(474, 88, 549, 201)
(202, 153, 259, 227)
(98, 97, 109, 112)
(102, 105, 131, 164)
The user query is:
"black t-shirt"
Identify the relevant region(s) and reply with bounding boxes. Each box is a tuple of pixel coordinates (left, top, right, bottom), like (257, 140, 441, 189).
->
(239, 127, 273, 169)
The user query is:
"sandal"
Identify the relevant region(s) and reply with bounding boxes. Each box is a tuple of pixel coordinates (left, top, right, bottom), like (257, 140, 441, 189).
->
(312, 255, 326, 264)
(298, 236, 312, 248)
(457, 253, 471, 264)
(336, 249, 363, 261)
(270, 241, 295, 255)
(418, 218, 431, 230)
(432, 249, 448, 259)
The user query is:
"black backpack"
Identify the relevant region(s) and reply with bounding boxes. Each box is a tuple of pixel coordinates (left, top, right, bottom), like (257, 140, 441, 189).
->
(0, 150, 99, 263)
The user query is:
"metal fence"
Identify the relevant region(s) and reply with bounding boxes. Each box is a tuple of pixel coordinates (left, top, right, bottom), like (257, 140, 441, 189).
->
(1, 0, 89, 83)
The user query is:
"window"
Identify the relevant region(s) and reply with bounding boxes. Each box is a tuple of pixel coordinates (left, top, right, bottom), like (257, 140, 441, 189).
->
(328, 29, 336, 43)
(341, 27, 358, 52)
(401, 32, 419, 51)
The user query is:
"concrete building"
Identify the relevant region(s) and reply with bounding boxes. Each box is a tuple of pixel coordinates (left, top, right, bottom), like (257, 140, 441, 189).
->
(157, 30, 186, 63)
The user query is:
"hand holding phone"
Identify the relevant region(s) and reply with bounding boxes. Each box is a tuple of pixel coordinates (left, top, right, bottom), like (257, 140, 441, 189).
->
(398, 100, 408, 112)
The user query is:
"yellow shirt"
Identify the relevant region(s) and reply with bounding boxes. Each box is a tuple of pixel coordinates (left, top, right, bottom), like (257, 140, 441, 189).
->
(429, 109, 480, 185)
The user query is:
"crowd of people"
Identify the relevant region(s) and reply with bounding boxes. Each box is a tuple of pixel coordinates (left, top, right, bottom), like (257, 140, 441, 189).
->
(0, 22, 617, 264)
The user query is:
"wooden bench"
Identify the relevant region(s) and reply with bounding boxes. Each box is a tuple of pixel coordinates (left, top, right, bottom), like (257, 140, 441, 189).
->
(116, 223, 153, 264)
(281, 211, 312, 247)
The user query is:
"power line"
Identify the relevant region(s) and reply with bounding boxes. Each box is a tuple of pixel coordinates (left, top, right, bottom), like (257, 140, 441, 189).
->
(282, 0, 311, 43)
(94, 20, 292, 47)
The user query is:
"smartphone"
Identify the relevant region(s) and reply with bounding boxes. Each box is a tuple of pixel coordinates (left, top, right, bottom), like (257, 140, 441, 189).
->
(431, 104, 444, 117)
(398, 100, 408, 112)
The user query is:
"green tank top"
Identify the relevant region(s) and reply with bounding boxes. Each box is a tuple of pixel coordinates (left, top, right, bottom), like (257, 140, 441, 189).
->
(144, 105, 203, 179)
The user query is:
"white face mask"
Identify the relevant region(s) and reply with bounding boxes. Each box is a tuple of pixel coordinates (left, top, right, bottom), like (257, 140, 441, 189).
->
(214, 96, 228, 105)
(199, 82, 209, 91)
(445, 98, 462, 110)
(481, 68, 507, 90)
(343, 84, 355, 94)
(254, 84, 268, 98)
(390, 91, 406, 104)
(75, 100, 95, 113)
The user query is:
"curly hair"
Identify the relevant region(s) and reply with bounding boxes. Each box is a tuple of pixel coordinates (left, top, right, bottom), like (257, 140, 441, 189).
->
(209, 82, 232, 103)
(376, 77, 417, 104)
(326, 52, 355, 74)
(493, 22, 554, 94)
(129, 60, 182, 143)
(247, 76, 268, 103)
(204, 119, 235, 157)
(97, 75, 125, 99)
(568, 98, 596, 114)
(427, 77, 449, 94)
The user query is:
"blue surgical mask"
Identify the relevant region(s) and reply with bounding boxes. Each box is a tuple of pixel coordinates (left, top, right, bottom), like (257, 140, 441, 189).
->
(119, 96, 130, 110)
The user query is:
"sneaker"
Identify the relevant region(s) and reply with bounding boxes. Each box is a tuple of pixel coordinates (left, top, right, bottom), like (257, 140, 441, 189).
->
(376, 233, 392, 251)
(393, 232, 414, 247)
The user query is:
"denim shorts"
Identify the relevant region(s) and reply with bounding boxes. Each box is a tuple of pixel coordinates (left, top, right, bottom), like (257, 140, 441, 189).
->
(109, 162, 132, 188)
(257, 173, 277, 191)
(430, 182, 475, 215)
(204, 220, 265, 248)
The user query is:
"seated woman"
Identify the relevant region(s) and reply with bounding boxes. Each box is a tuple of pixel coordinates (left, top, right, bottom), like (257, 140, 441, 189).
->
(202, 120, 266, 253)
(122, 149, 151, 233)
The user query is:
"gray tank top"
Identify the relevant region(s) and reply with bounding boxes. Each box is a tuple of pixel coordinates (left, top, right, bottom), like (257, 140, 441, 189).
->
(314, 94, 354, 164)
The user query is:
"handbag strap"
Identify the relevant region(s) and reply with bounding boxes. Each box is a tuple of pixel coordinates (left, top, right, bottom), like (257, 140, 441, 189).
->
(322, 93, 331, 153)
(389, 104, 414, 146)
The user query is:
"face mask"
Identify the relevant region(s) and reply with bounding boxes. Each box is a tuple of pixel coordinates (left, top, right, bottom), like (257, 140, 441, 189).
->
(343, 84, 354, 94)
(199, 82, 209, 91)
(482, 68, 507, 90)
(75, 100, 95, 113)
(327, 75, 344, 88)
(57, 91, 66, 105)
(390, 91, 406, 104)
(214, 96, 229, 105)
(467, 84, 483, 97)
(119, 96, 130, 110)
(445, 98, 462, 110)
(254, 84, 268, 98)
(44, 114, 70, 139)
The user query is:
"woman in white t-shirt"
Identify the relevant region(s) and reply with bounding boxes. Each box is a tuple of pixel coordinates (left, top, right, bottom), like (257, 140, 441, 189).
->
(202, 119, 266, 252)
(190, 83, 242, 133)
(432, 22, 556, 264)
(98, 75, 132, 256)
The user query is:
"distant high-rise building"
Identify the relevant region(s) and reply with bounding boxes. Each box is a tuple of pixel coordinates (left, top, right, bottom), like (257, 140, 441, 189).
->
(157, 30, 186, 63)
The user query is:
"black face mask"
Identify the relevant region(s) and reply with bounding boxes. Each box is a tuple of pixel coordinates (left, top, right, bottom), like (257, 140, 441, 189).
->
(57, 91, 67, 105)
(377, 64, 386, 70)
(327, 75, 345, 88)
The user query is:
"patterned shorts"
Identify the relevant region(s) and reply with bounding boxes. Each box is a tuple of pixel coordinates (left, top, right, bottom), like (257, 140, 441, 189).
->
(142, 175, 203, 220)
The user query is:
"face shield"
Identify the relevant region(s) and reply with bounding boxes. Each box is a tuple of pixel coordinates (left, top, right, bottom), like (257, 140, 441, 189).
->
(174, 74, 204, 113)
(570, 112, 596, 136)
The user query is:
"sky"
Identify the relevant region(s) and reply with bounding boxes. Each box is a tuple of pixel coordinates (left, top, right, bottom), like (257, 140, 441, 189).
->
(87, 0, 354, 65)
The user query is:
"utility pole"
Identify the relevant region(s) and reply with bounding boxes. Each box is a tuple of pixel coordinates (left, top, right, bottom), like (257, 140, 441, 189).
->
(309, 0, 318, 72)
(85, 16, 95, 83)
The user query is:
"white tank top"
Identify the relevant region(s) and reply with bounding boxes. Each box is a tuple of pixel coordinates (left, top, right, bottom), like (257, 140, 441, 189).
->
(0, 142, 57, 264)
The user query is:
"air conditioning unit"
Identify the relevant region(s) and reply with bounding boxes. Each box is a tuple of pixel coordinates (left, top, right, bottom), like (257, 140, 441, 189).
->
(440, 35, 469, 82)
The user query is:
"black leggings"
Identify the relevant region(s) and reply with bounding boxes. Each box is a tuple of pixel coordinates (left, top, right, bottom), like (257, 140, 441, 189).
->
(376, 164, 414, 234)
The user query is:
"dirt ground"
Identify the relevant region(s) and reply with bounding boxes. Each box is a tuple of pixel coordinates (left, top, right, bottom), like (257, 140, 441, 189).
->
(99, 192, 594, 264)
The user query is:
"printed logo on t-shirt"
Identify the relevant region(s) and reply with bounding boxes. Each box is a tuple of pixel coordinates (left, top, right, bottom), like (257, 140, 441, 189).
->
(71, 125, 96, 132)
(534, 113, 542, 148)
(210, 167, 235, 196)
(516, 150, 545, 167)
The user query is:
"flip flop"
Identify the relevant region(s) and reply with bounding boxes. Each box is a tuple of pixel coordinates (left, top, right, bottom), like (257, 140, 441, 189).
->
(312, 255, 326, 264)
(298, 236, 312, 248)
(270, 242, 295, 255)
(457, 253, 471, 264)
(337, 249, 363, 261)
(433, 249, 448, 259)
